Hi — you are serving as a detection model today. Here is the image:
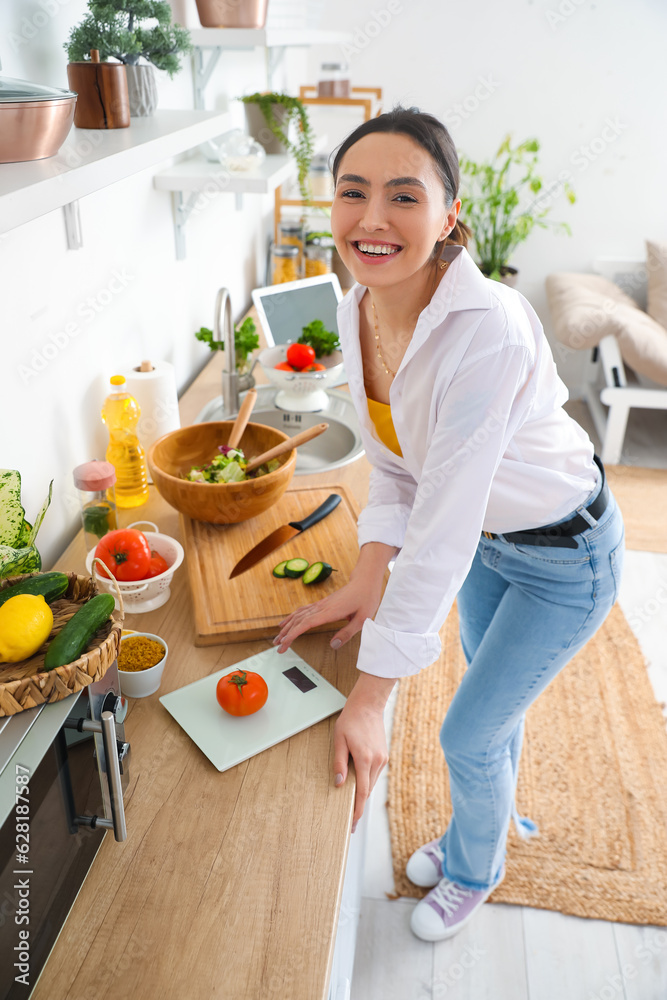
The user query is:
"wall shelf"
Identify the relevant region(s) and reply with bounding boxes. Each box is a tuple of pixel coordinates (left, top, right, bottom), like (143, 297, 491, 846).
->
(190, 27, 352, 107)
(154, 153, 294, 258)
(0, 109, 232, 242)
(154, 133, 329, 259)
(189, 27, 352, 49)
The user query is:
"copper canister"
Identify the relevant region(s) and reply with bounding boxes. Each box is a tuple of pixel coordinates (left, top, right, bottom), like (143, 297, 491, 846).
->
(67, 51, 130, 129)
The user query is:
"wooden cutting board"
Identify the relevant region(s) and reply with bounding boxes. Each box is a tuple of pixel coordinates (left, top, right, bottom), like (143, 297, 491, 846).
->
(180, 483, 360, 645)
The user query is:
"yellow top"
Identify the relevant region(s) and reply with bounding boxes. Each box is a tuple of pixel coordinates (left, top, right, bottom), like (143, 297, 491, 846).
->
(366, 397, 403, 458)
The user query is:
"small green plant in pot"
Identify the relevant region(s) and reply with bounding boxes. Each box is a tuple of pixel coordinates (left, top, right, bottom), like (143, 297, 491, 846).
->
(241, 93, 315, 201)
(195, 318, 260, 388)
(64, 0, 192, 116)
(459, 135, 576, 283)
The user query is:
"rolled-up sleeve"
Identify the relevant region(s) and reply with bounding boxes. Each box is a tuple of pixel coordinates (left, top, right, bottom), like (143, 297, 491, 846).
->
(357, 343, 536, 679)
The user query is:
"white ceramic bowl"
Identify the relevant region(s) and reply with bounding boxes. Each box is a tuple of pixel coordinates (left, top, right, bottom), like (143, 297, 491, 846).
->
(86, 521, 184, 614)
(257, 345, 345, 412)
(117, 631, 168, 698)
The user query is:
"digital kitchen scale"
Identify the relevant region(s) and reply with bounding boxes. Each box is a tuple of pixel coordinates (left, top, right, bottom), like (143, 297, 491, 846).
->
(159, 646, 347, 772)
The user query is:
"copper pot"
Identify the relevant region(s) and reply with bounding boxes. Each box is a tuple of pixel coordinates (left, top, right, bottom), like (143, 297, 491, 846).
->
(0, 76, 76, 163)
(194, 0, 268, 28)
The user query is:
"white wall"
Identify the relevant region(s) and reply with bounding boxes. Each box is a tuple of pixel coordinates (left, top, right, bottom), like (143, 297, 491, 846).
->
(1, 0, 665, 566)
(0, 0, 308, 566)
(306, 0, 667, 380)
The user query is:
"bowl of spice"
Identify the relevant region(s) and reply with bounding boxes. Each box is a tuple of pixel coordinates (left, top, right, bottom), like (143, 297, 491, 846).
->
(117, 631, 168, 698)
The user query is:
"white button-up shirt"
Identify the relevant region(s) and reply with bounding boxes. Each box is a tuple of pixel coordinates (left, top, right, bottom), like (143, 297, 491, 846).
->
(337, 245, 598, 679)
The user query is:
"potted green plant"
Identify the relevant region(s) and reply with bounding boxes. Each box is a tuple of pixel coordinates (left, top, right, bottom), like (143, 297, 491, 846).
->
(195, 317, 260, 390)
(64, 0, 192, 118)
(241, 93, 315, 202)
(459, 135, 575, 284)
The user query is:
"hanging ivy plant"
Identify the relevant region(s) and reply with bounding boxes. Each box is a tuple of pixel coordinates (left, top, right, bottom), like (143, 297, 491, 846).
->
(241, 92, 315, 202)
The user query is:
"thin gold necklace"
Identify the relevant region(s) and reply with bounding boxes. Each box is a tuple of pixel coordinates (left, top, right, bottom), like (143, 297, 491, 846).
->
(371, 260, 449, 377)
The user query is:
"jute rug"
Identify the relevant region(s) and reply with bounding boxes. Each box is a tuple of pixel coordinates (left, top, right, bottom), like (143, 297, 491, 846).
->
(605, 464, 667, 554)
(387, 602, 667, 925)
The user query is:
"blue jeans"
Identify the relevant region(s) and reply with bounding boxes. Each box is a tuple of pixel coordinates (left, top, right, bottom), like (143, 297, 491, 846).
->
(438, 480, 625, 891)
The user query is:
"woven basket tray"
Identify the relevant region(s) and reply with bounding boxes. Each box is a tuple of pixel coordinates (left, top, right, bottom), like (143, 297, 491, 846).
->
(0, 565, 124, 717)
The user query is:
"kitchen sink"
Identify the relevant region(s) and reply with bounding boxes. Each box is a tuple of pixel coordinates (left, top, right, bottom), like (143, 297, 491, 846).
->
(195, 385, 365, 475)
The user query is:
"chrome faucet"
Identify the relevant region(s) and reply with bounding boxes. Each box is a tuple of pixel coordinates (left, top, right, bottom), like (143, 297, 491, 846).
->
(212, 287, 239, 417)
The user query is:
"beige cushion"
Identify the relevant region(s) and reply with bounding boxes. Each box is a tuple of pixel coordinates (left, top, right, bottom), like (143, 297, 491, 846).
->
(646, 239, 667, 330)
(545, 271, 667, 387)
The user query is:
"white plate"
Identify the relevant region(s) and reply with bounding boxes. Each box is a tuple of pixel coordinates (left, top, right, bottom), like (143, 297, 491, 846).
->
(159, 646, 346, 772)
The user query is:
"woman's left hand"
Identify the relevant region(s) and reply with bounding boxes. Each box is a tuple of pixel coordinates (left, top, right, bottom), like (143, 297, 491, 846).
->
(333, 680, 390, 832)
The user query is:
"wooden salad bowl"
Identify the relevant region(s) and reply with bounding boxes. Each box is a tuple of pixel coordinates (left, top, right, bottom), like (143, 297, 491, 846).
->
(148, 421, 297, 524)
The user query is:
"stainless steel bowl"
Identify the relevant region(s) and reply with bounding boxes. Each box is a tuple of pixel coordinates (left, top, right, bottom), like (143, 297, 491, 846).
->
(0, 76, 77, 163)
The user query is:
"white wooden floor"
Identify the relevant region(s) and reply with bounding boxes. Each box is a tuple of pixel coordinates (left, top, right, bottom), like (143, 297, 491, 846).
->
(350, 403, 667, 1000)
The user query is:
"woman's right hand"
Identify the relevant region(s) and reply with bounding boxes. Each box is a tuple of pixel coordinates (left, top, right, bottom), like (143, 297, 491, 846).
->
(273, 575, 383, 653)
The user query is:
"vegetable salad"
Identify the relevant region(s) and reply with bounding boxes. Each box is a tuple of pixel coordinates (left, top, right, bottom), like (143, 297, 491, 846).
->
(184, 445, 280, 484)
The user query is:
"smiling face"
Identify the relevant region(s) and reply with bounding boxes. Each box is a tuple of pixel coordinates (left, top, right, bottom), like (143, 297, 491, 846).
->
(331, 131, 461, 289)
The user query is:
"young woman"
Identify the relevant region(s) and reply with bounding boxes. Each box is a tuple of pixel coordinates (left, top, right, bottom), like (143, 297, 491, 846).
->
(273, 107, 625, 942)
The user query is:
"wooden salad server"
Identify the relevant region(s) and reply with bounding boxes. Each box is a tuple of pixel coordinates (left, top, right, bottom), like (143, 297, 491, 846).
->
(244, 423, 329, 474)
(227, 388, 257, 450)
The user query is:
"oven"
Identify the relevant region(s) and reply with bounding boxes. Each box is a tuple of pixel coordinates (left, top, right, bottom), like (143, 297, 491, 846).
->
(0, 663, 130, 1000)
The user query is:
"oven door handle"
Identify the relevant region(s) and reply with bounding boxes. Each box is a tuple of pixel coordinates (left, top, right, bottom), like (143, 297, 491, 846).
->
(65, 711, 128, 842)
(100, 710, 127, 842)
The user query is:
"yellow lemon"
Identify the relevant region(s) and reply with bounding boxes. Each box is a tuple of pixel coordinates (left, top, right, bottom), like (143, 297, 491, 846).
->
(0, 594, 54, 663)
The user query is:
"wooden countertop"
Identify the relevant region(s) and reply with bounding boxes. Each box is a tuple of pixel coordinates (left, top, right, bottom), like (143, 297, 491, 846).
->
(33, 341, 372, 1000)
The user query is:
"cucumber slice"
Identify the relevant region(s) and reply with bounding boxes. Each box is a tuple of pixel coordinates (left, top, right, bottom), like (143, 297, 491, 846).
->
(272, 560, 288, 578)
(302, 561, 334, 585)
(284, 558, 310, 578)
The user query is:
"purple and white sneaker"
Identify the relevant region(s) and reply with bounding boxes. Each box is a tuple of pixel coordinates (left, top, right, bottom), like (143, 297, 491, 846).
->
(410, 867, 506, 941)
(405, 838, 446, 888)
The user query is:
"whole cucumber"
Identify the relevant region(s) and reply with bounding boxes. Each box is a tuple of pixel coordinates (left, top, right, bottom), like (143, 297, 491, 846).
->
(0, 572, 69, 608)
(43, 593, 116, 670)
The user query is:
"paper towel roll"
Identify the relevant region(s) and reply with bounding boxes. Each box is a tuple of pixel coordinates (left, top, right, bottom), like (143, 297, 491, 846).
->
(123, 360, 181, 456)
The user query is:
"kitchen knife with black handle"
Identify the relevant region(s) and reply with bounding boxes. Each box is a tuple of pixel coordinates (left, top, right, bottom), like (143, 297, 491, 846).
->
(228, 494, 342, 579)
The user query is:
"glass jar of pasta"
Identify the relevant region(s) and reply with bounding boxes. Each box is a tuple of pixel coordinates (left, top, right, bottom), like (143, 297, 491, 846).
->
(271, 243, 300, 284)
(277, 220, 305, 277)
(305, 242, 333, 278)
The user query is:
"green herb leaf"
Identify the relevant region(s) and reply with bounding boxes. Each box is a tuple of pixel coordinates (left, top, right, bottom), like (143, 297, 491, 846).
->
(298, 320, 339, 358)
(83, 504, 114, 539)
(234, 317, 259, 364)
(195, 318, 259, 368)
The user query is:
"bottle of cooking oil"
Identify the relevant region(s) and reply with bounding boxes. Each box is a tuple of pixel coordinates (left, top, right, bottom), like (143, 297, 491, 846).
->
(101, 375, 149, 508)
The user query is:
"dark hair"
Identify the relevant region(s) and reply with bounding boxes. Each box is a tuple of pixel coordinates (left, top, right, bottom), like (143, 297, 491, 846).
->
(330, 105, 472, 254)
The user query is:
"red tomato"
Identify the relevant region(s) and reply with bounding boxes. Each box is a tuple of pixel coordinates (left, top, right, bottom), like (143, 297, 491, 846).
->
(275, 361, 296, 371)
(216, 669, 268, 716)
(286, 343, 316, 370)
(145, 551, 169, 578)
(302, 362, 326, 372)
(95, 529, 152, 582)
